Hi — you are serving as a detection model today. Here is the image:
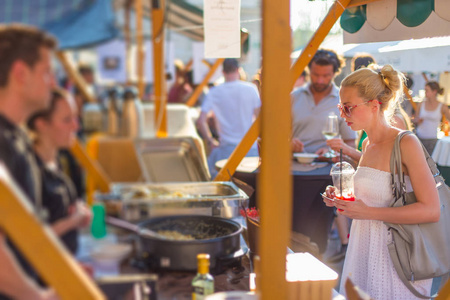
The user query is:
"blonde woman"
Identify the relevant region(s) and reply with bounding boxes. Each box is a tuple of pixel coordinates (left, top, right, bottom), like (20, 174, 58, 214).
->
(323, 65, 440, 299)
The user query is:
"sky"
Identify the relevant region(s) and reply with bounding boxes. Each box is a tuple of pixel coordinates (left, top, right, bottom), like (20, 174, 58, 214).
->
(290, 0, 340, 32)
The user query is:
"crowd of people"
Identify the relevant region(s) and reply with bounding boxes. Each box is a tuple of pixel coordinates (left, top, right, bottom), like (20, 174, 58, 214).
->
(0, 21, 448, 300)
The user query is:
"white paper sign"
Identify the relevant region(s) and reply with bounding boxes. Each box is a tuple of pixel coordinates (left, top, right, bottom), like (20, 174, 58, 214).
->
(204, 0, 241, 58)
(97, 40, 175, 84)
(97, 39, 127, 83)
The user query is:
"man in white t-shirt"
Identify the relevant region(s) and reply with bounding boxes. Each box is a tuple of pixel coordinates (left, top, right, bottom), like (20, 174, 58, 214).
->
(197, 59, 261, 178)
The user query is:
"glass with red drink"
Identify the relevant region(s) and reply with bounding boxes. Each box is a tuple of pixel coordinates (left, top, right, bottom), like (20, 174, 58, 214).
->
(330, 162, 355, 212)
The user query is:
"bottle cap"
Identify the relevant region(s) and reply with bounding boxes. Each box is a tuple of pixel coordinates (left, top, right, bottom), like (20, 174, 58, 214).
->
(197, 253, 210, 274)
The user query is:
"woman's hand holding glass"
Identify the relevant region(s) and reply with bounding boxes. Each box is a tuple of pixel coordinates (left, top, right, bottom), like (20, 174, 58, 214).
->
(335, 197, 370, 220)
(322, 185, 370, 219)
(322, 185, 337, 207)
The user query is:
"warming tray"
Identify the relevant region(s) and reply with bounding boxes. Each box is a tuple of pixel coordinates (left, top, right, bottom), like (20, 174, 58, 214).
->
(134, 137, 210, 182)
(98, 181, 249, 222)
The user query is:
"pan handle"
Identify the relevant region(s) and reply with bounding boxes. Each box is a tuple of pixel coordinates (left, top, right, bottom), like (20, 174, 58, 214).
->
(106, 216, 164, 239)
(106, 216, 140, 233)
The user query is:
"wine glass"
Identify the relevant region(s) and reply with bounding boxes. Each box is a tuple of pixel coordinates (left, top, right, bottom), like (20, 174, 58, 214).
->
(322, 113, 339, 157)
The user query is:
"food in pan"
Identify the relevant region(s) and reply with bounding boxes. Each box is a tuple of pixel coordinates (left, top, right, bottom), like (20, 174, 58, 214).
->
(155, 230, 195, 241)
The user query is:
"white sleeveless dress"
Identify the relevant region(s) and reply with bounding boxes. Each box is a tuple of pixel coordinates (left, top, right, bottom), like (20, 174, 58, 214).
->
(340, 167, 432, 300)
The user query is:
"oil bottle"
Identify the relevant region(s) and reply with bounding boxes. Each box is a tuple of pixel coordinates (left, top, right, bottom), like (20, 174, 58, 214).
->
(192, 253, 214, 299)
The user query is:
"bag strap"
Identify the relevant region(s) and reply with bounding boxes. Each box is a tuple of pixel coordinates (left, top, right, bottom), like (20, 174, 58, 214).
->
(390, 131, 409, 203)
(389, 131, 444, 204)
(388, 243, 437, 299)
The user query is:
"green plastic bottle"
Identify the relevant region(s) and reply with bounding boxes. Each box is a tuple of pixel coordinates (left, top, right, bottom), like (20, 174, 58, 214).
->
(91, 203, 107, 239)
(192, 253, 214, 299)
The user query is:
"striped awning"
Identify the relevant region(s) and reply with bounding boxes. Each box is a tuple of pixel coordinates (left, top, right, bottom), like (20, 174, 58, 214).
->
(342, 0, 450, 43)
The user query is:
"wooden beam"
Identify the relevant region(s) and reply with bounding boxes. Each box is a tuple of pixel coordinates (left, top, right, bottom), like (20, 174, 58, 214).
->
(216, 0, 352, 182)
(186, 59, 224, 107)
(56, 51, 96, 104)
(0, 166, 105, 300)
(348, 0, 382, 8)
(152, 0, 168, 137)
(214, 115, 260, 181)
(70, 138, 110, 195)
(135, 0, 145, 99)
(436, 277, 450, 300)
(403, 84, 417, 112)
(290, 0, 352, 87)
(186, 58, 193, 71)
(259, 0, 292, 298)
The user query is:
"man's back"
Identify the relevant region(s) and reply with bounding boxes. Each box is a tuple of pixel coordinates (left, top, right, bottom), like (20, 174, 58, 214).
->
(202, 81, 260, 146)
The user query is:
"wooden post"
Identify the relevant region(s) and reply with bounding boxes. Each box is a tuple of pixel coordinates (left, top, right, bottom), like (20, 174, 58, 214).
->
(436, 277, 450, 300)
(152, 0, 168, 137)
(0, 166, 105, 300)
(135, 0, 145, 99)
(124, 0, 132, 85)
(70, 138, 110, 195)
(258, 0, 292, 299)
(55, 51, 96, 104)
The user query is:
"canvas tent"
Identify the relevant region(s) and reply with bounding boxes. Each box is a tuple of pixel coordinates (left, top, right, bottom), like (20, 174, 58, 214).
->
(0, 0, 207, 48)
(0, 0, 119, 49)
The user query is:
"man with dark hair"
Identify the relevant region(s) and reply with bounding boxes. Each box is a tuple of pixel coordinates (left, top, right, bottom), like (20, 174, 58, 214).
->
(291, 49, 355, 154)
(351, 53, 375, 72)
(197, 58, 260, 178)
(0, 24, 58, 300)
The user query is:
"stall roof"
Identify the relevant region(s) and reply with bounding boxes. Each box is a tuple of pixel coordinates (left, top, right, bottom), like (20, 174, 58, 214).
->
(114, 0, 204, 41)
(0, 0, 119, 49)
(0, 0, 205, 49)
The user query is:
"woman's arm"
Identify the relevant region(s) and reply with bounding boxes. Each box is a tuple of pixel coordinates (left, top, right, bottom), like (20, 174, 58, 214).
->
(336, 134, 440, 224)
(0, 234, 59, 300)
(412, 102, 423, 125)
(441, 104, 450, 120)
(327, 138, 361, 162)
(52, 202, 91, 236)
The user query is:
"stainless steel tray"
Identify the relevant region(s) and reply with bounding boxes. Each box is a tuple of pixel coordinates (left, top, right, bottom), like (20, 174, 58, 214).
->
(134, 137, 210, 182)
(99, 181, 249, 221)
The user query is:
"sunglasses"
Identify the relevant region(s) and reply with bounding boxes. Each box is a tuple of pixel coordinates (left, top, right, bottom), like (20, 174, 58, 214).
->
(337, 99, 381, 117)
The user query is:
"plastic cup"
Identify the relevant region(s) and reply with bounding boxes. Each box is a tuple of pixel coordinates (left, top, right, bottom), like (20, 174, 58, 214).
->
(330, 162, 355, 212)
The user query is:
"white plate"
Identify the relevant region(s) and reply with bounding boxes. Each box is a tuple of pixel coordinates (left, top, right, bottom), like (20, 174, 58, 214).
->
(90, 243, 132, 265)
(293, 153, 319, 164)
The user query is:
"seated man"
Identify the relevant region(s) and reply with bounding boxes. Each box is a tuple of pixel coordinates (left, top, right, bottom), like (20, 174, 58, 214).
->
(197, 59, 261, 178)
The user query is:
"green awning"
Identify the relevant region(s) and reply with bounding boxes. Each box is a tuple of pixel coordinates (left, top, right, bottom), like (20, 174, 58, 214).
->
(341, 0, 435, 33)
(342, 0, 450, 43)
